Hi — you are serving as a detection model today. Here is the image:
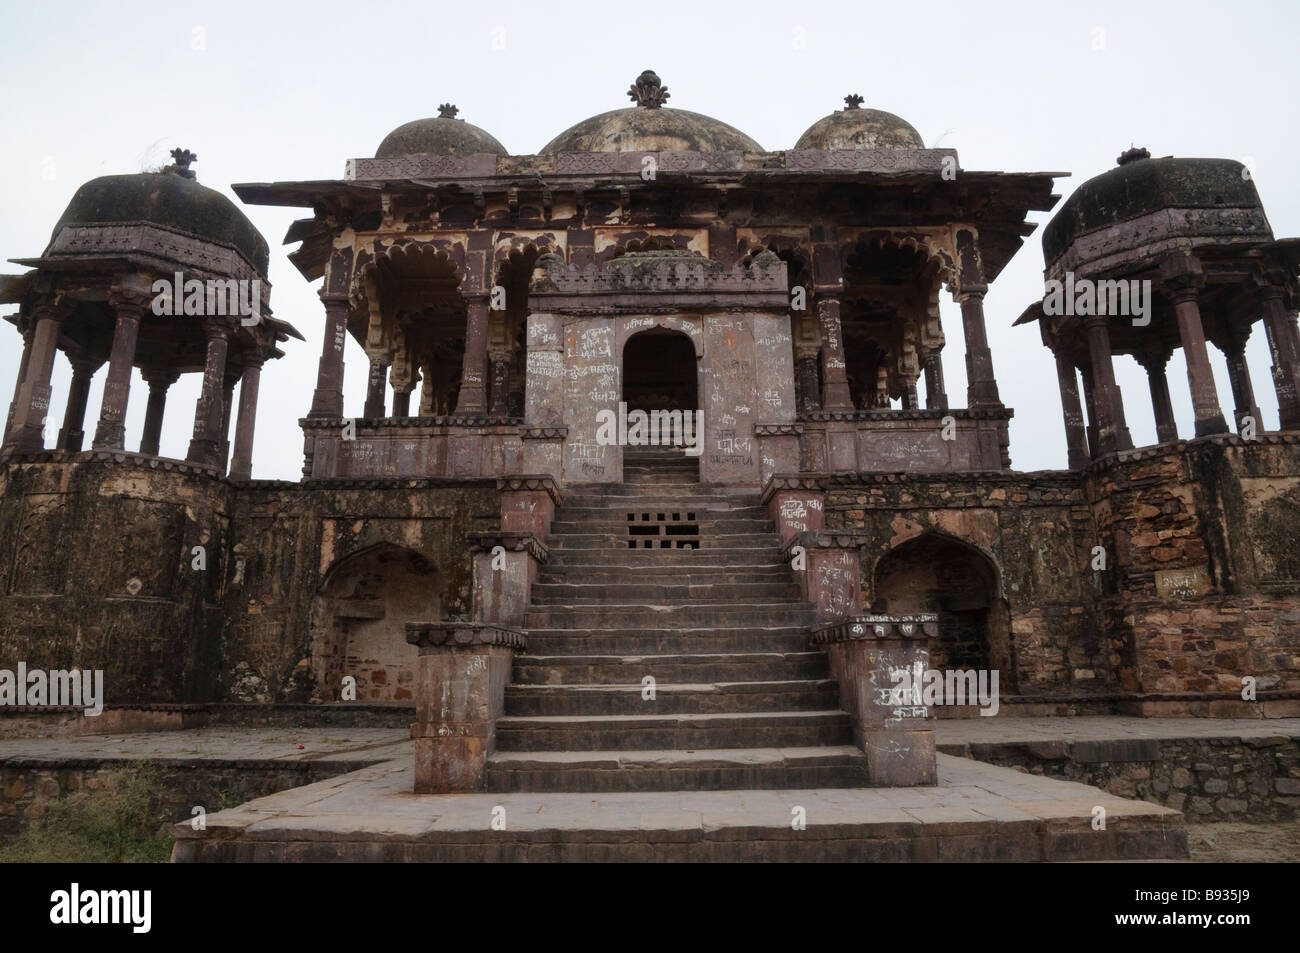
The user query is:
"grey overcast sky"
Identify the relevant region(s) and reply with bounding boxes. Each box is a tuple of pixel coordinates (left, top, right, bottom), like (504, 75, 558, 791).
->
(1, 0, 1295, 480)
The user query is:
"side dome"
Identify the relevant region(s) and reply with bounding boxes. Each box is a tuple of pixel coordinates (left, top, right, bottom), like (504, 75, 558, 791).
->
(540, 70, 763, 154)
(376, 104, 508, 158)
(50, 156, 269, 275)
(1042, 149, 1268, 268)
(795, 95, 924, 150)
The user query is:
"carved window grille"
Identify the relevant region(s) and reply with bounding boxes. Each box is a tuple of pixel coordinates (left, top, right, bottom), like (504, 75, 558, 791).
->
(626, 511, 700, 549)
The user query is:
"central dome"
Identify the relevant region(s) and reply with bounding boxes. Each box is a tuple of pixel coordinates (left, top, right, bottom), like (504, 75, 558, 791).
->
(541, 70, 763, 154)
(795, 95, 924, 150)
(376, 104, 508, 158)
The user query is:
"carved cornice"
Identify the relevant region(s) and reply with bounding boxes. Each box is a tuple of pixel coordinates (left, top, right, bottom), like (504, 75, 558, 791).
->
(519, 426, 568, 440)
(496, 474, 564, 507)
(752, 423, 804, 437)
(785, 149, 958, 173)
(809, 614, 939, 645)
(405, 621, 527, 651)
(531, 255, 786, 298)
(554, 151, 746, 175)
(1084, 431, 1300, 476)
(0, 448, 225, 479)
(781, 530, 871, 557)
(759, 473, 828, 505)
(298, 415, 522, 430)
(346, 154, 501, 181)
(798, 408, 1014, 422)
(35, 221, 262, 281)
(468, 532, 550, 563)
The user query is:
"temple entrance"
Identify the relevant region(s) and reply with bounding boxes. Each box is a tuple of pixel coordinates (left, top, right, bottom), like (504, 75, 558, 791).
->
(872, 533, 1015, 690)
(623, 328, 698, 412)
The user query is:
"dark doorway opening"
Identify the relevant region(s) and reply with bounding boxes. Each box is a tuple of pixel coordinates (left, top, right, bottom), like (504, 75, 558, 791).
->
(623, 329, 698, 412)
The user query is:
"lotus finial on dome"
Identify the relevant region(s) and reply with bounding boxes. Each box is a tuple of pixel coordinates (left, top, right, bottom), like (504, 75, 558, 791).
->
(628, 70, 670, 109)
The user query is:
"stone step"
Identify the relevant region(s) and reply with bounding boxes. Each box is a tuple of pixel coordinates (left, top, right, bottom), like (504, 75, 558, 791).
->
(546, 549, 785, 568)
(562, 491, 758, 506)
(504, 679, 841, 715)
(557, 504, 767, 518)
(535, 566, 792, 585)
(529, 582, 804, 604)
(550, 518, 775, 535)
(523, 603, 816, 629)
(512, 651, 829, 684)
(496, 710, 852, 752)
(523, 627, 812, 655)
(547, 532, 780, 549)
(484, 746, 871, 792)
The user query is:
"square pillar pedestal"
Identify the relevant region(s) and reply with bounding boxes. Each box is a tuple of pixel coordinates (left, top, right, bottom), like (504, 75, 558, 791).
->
(810, 615, 939, 787)
(406, 622, 526, 793)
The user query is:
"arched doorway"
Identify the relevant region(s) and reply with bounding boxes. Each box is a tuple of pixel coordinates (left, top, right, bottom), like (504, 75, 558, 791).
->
(309, 544, 439, 703)
(872, 533, 1015, 690)
(623, 328, 698, 412)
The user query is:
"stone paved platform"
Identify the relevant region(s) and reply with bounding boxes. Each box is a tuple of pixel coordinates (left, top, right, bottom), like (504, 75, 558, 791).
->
(169, 752, 1184, 862)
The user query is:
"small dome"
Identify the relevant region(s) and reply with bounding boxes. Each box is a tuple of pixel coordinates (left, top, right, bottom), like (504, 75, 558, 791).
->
(541, 70, 762, 154)
(375, 104, 508, 158)
(51, 155, 269, 275)
(1043, 152, 1267, 267)
(795, 95, 924, 150)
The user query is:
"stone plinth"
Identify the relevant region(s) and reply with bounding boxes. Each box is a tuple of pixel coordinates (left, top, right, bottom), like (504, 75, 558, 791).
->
(761, 474, 827, 545)
(810, 615, 939, 786)
(497, 475, 563, 538)
(469, 533, 548, 626)
(784, 531, 869, 620)
(406, 622, 525, 793)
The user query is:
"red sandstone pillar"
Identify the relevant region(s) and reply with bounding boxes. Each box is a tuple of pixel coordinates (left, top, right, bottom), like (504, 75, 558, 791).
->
(92, 282, 150, 450)
(1259, 284, 1300, 430)
(138, 367, 179, 456)
(454, 296, 490, 415)
(309, 291, 349, 418)
(229, 357, 263, 480)
(816, 297, 853, 410)
(1218, 335, 1264, 435)
(363, 355, 388, 419)
(1053, 350, 1089, 469)
(922, 353, 948, 410)
(10, 303, 66, 450)
(187, 322, 231, 466)
(794, 342, 821, 414)
(1167, 289, 1229, 437)
(488, 349, 511, 416)
(1137, 351, 1179, 445)
(1083, 315, 1134, 453)
(4, 328, 35, 447)
(58, 358, 98, 451)
(955, 230, 1002, 409)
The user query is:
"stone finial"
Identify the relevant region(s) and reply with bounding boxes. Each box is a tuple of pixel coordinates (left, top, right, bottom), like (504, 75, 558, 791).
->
(628, 70, 670, 109)
(1117, 145, 1151, 166)
(843, 93, 864, 110)
(438, 103, 459, 119)
(169, 147, 197, 179)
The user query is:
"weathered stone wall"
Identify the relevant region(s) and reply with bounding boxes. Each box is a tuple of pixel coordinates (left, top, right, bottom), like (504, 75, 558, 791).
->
(0, 455, 234, 703)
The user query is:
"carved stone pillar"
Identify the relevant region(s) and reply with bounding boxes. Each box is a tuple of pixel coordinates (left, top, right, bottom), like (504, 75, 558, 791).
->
(10, 303, 67, 450)
(219, 373, 237, 470)
(1080, 366, 1099, 458)
(4, 328, 34, 447)
(92, 281, 150, 449)
(1052, 350, 1089, 469)
(488, 349, 511, 416)
(1218, 334, 1264, 435)
(1162, 256, 1228, 436)
(1136, 350, 1178, 445)
(794, 341, 821, 414)
(1258, 282, 1300, 430)
(955, 230, 1002, 409)
(1083, 315, 1133, 453)
(135, 367, 175, 456)
(229, 357, 263, 481)
(922, 353, 948, 410)
(363, 355, 388, 419)
(816, 297, 853, 410)
(58, 359, 98, 452)
(187, 322, 231, 467)
(309, 291, 349, 418)
(454, 296, 490, 414)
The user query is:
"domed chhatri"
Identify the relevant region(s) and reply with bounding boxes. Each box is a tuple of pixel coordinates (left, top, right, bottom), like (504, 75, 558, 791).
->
(795, 94, 925, 150)
(51, 148, 270, 275)
(541, 70, 763, 154)
(375, 104, 509, 159)
(1042, 149, 1267, 268)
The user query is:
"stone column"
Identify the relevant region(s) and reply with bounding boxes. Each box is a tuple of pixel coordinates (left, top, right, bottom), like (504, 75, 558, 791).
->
(4, 329, 35, 447)
(955, 230, 1002, 408)
(794, 342, 821, 414)
(1052, 350, 1089, 469)
(816, 297, 853, 410)
(1137, 351, 1179, 445)
(363, 355, 388, 419)
(488, 349, 511, 416)
(139, 368, 179, 456)
(229, 357, 263, 481)
(9, 303, 67, 450)
(392, 389, 411, 418)
(1161, 256, 1228, 436)
(1083, 315, 1134, 453)
(922, 353, 948, 410)
(1258, 283, 1300, 430)
(92, 281, 151, 450)
(1219, 335, 1264, 435)
(219, 373, 237, 471)
(454, 296, 489, 414)
(308, 292, 349, 418)
(187, 321, 231, 467)
(57, 359, 98, 452)
(1080, 366, 1099, 459)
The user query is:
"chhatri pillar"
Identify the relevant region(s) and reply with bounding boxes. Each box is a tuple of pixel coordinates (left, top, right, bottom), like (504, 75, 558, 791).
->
(454, 296, 490, 414)
(9, 300, 68, 450)
(488, 348, 512, 416)
(1256, 276, 1300, 430)
(1136, 348, 1179, 445)
(57, 358, 99, 452)
(228, 355, 264, 481)
(1082, 314, 1134, 454)
(1052, 349, 1089, 469)
(92, 277, 152, 450)
(138, 366, 180, 456)
(363, 353, 389, 419)
(922, 353, 948, 410)
(1216, 331, 1264, 435)
(1160, 254, 1228, 436)
(954, 229, 1003, 409)
(309, 290, 350, 418)
(187, 320, 231, 467)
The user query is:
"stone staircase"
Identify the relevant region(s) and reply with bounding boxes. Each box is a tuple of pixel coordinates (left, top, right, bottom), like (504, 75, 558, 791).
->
(486, 447, 870, 792)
